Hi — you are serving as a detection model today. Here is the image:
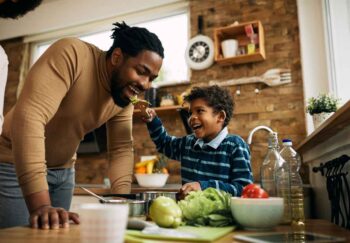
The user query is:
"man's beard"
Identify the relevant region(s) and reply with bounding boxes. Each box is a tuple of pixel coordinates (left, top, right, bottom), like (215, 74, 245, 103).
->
(110, 71, 130, 108)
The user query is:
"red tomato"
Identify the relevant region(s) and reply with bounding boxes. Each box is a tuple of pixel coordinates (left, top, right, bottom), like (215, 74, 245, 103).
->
(242, 184, 257, 195)
(241, 184, 269, 198)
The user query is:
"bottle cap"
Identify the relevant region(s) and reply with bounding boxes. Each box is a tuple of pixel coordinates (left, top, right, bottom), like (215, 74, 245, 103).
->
(282, 138, 292, 145)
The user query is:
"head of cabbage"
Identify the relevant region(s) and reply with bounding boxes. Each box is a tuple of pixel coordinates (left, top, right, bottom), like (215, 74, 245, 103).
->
(177, 188, 234, 227)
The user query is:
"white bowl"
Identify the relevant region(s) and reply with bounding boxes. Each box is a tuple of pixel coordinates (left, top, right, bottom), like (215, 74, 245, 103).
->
(135, 174, 169, 188)
(231, 197, 284, 230)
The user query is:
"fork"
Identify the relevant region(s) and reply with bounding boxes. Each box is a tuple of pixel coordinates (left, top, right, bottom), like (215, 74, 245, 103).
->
(209, 68, 292, 87)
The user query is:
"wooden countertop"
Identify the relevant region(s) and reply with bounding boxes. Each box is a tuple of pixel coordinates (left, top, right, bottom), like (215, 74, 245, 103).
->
(74, 184, 182, 195)
(296, 100, 350, 155)
(0, 219, 349, 243)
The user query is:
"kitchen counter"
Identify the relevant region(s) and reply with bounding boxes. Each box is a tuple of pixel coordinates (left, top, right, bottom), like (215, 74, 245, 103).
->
(0, 219, 349, 243)
(74, 184, 182, 195)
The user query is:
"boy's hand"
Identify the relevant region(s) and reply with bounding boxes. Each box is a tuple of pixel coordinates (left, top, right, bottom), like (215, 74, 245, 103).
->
(178, 182, 202, 200)
(141, 108, 156, 122)
(133, 99, 150, 117)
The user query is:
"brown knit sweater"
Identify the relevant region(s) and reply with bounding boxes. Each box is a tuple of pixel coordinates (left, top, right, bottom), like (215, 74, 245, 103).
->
(0, 38, 134, 196)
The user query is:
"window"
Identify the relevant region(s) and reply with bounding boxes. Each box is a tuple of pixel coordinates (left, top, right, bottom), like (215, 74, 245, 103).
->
(31, 12, 189, 87)
(324, 0, 350, 105)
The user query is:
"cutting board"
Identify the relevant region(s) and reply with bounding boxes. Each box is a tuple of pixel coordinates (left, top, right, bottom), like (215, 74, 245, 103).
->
(125, 226, 235, 242)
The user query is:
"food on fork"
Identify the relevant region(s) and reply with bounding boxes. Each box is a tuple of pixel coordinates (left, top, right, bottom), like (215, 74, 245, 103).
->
(130, 95, 151, 117)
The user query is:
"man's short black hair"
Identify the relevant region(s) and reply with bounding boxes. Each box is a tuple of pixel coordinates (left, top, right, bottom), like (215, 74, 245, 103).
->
(184, 85, 234, 127)
(0, 0, 42, 19)
(106, 21, 164, 59)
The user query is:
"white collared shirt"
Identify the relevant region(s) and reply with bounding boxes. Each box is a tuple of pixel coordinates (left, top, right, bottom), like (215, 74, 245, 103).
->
(194, 127, 228, 149)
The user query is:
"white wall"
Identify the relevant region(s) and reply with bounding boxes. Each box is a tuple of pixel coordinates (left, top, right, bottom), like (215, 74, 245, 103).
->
(0, 0, 185, 41)
(297, 0, 330, 135)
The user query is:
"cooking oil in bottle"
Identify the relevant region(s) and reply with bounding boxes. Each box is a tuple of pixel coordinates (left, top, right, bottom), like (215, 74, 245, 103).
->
(275, 152, 292, 223)
(291, 185, 305, 231)
(280, 139, 305, 230)
(276, 182, 291, 224)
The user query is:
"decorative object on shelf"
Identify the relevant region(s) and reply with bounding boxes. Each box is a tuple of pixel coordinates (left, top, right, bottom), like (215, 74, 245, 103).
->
(221, 39, 238, 58)
(244, 24, 258, 55)
(214, 20, 265, 65)
(306, 94, 340, 128)
(175, 88, 191, 106)
(185, 15, 214, 70)
(209, 68, 292, 90)
(312, 112, 334, 129)
(160, 94, 175, 107)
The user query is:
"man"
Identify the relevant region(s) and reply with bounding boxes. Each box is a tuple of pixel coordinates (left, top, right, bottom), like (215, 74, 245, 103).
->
(0, 22, 164, 229)
(0, 0, 43, 132)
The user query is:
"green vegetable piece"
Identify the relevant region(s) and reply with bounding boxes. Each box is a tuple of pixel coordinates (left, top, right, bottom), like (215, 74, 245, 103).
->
(129, 95, 151, 106)
(130, 95, 139, 104)
(149, 196, 182, 228)
(177, 188, 234, 227)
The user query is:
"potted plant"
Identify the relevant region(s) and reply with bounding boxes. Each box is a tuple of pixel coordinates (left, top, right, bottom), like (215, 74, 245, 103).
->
(306, 94, 340, 128)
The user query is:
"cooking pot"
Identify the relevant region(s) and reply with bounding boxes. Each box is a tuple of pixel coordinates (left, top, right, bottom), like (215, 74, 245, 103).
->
(102, 191, 179, 216)
(103, 191, 179, 202)
(140, 191, 178, 202)
(102, 198, 147, 219)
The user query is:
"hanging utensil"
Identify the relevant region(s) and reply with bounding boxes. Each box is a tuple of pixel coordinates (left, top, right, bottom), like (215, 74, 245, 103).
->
(209, 68, 292, 87)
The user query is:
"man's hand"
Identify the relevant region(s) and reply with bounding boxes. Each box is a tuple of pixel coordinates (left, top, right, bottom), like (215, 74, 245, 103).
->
(29, 205, 80, 229)
(178, 182, 202, 200)
(25, 190, 80, 229)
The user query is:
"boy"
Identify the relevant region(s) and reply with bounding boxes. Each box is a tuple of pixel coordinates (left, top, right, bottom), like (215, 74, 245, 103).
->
(142, 85, 253, 198)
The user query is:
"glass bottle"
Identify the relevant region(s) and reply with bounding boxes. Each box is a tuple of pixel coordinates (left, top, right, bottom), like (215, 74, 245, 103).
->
(280, 139, 305, 231)
(260, 132, 280, 197)
(260, 133, 291, 224)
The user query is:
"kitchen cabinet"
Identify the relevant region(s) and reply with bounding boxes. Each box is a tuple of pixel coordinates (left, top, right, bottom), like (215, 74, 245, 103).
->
(214, 20, 266, 65)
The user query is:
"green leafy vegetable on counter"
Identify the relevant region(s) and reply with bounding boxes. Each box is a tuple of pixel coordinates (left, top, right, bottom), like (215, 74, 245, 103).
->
(177, 188, 234, 227)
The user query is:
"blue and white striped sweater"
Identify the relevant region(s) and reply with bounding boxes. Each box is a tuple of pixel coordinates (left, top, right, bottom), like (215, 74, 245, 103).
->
(147, 117, 253, 196)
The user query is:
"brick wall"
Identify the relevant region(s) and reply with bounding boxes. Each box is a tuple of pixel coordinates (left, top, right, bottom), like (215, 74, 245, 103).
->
(134, 0, 308, 183)
(1, 0, 308, 185)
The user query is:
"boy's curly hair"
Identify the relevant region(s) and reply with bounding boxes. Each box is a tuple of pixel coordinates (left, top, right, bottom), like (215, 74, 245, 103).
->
(184, 85, 234, 127)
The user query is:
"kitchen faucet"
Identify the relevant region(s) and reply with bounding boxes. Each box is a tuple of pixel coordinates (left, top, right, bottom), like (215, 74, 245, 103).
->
(247, 125, 274, 145)
(247, 125, 285, 197)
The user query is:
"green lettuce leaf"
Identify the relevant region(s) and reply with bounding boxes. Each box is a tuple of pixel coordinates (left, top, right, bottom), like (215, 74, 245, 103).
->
(177, 188, 234, 227)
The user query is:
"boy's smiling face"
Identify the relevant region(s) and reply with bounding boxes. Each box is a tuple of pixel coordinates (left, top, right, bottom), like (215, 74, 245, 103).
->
(188, 98, 226, 142)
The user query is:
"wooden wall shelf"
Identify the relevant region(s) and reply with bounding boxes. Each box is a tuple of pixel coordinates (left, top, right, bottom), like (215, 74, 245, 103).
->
(214, 20, 266, 65)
